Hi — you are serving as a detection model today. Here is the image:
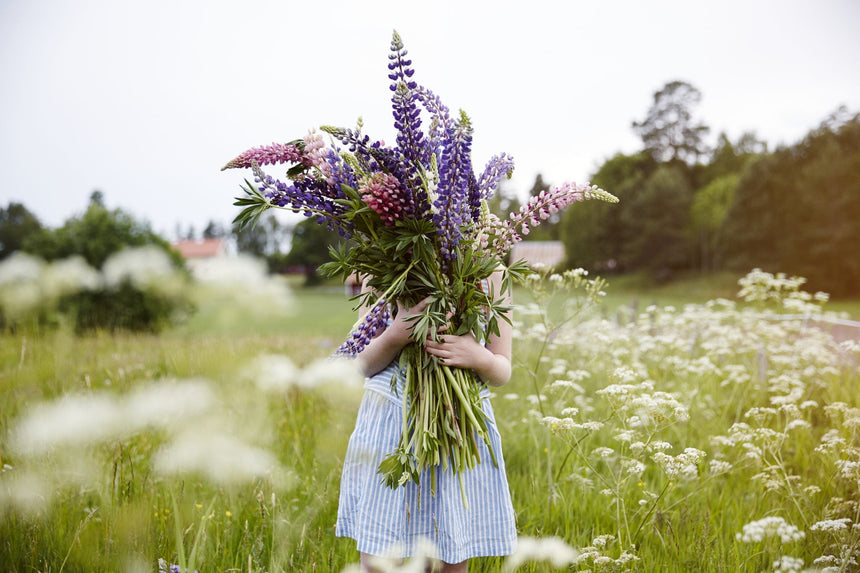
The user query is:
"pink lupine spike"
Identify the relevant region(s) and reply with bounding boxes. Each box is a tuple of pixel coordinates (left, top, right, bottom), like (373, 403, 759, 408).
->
(221, 141, 305, 171)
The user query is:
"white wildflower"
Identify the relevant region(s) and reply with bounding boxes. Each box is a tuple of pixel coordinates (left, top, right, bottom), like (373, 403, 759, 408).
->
(709, 460, 732, 475)
(592, 447, 615, 458)
(810, 518, 851, 532)
(614, 430, 636, 443)
(623, 459, 646, 477)
(736, 516, 805, 543)
(784, 419, 810, 432)
(772, 555, 803, 572)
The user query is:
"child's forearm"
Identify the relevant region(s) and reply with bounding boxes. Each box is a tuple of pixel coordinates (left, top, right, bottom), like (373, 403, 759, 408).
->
(356, 325, 409, 378)
(472, 347, 512, 387)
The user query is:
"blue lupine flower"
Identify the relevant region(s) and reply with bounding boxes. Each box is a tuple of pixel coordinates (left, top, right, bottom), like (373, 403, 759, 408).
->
(476, 153, 516, 200)
(252, 165, 353, 236)
(415, 85, 453, 160)
(433, 112, 474, 261)
(336, 299, 391, 356)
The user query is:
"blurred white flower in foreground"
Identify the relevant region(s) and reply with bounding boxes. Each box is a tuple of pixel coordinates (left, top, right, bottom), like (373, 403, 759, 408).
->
(245, 354, 363, 392)
(40, 255, 102, 297)
(502, 536, 578, 572)
(0, 252, 43, 285)
(0, 253, 103, 319)
(339, 537, 438, 572)
(190, 254, 292, 314)
(153, 431, 280, 485)
(102, 246, 180, 293)
(10, 379, 216, 455)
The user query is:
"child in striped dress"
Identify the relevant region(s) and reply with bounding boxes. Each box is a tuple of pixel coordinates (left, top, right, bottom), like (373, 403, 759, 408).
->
(336, 271, 518, 572)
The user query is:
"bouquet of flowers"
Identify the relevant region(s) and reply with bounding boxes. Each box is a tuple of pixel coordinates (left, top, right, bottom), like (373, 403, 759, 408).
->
(222, 31, 617, 507)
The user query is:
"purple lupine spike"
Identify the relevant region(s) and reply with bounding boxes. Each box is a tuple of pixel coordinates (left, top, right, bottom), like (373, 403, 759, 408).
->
(389, 32, 430, 167)
(415, 86, 453, 160)
(324, 148, 359, 190)
(252, 164, 354, 236)
(466, 171, 482, 223)
(321, 126, 382, 175)
(476, 153, 516, 200)
(433, 111, 474, 262)
(336, 298, 391, 356)
(221, 142, 305, 171)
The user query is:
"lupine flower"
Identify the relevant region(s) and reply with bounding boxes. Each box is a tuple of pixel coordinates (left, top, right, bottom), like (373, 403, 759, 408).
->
(302, 129, 327, 170)
(433, 112, 474, 261)
(490, 181, 618, 256)
(251, 165, 352, 235)
(336, 298, 391, 356)
(388, 31, 428, 167)
(359, 172, 409, 226)
(221, 141, 305, 171)
(476, 153, 515, 200)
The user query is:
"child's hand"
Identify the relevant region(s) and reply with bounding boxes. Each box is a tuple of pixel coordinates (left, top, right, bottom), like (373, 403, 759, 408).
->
(424, 331, 488, 370)
(388, 296, 432, 345)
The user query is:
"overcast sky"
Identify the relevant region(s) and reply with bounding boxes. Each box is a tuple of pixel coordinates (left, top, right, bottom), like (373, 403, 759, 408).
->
(1, 0, 858, 239)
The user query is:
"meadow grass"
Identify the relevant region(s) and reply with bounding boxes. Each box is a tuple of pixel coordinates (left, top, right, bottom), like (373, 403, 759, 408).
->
(1, 272, 859, 572)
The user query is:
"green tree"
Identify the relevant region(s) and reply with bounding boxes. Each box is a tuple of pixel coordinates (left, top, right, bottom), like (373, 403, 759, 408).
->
(620, 165, 694, 278)
(283, 217, 346, 285)
(233, 212, 289, 259)
(21, 191, 187, 332)
(0, 202, 42, 260)
(632, 81, 710, 164)
(202, 220, 227, 239)
(25, 191, 180, 268)
(561, 152, 656, 272)
(690, 173, 739, 272)
(721, 108, 860, 295)
(701, 131, 767, 184)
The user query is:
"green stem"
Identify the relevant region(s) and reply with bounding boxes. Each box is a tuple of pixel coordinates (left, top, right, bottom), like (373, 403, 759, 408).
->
(632, 481, 671, 545)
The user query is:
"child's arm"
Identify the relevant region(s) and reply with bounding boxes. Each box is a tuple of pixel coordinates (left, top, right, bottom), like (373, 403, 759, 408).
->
(355, 282, 431, 378)
(423, 270, 513, 387)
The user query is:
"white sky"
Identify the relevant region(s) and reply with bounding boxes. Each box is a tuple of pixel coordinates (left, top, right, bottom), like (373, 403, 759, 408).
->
(1, 0, 858, 239)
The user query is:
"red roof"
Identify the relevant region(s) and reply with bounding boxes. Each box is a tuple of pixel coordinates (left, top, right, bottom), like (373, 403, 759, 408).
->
(172, 238, 226, 259)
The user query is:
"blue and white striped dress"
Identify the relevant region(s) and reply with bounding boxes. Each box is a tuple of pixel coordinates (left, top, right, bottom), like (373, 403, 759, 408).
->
(335, 360, 518, 563)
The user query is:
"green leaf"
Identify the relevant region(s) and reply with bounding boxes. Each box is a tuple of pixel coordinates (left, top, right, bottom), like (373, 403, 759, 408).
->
(232, 182, 272, 231)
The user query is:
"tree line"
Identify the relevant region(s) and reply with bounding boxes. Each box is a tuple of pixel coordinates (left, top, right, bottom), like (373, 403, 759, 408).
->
(551, 82, 859, 297)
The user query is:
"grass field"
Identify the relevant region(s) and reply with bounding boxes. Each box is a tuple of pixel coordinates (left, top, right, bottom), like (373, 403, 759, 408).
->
(1, 270, 859, 572)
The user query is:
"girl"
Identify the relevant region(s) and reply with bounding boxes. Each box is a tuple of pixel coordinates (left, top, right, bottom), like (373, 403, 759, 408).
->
(336, 270, 518, 572)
